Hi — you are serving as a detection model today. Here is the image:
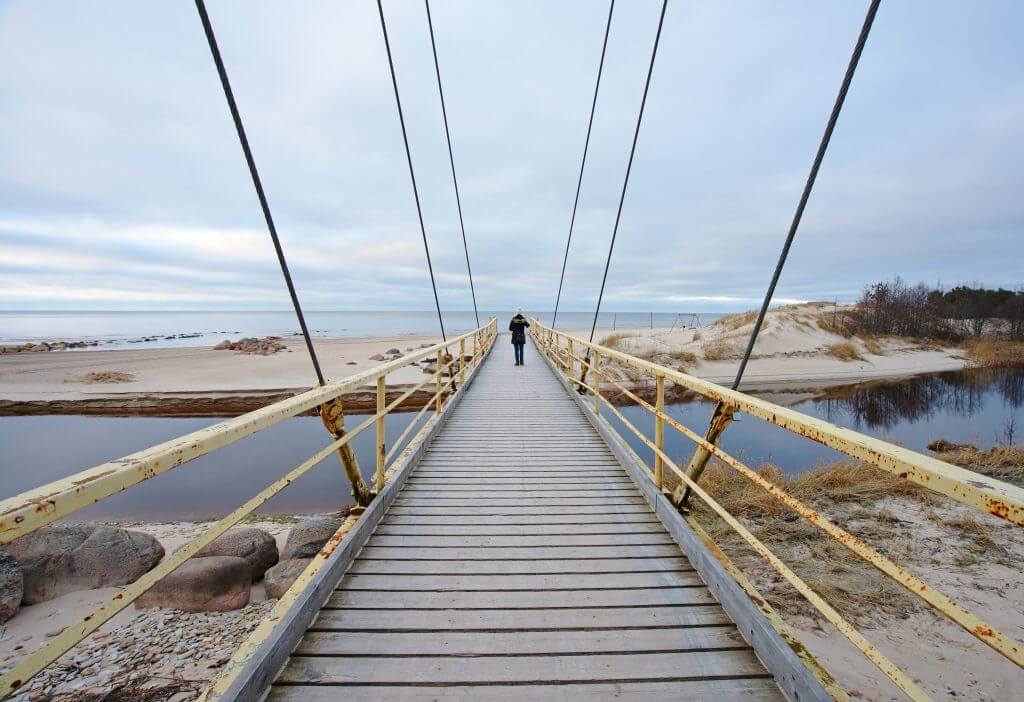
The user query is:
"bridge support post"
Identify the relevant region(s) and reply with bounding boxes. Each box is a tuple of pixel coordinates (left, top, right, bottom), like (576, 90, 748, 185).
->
(592, 350, 601, 415)
(655, 373, 665, 491)
(567, 339, 575, 388)
(375, 375, 386, 492)
(319, 398, 374, 506)
(435, 347, 444, 415)
(459, 338, 466, 385)
(674, 401, 734, 505)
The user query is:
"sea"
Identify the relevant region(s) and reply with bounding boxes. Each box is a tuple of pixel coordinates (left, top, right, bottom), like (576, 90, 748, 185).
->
(0, 310, 722, 349)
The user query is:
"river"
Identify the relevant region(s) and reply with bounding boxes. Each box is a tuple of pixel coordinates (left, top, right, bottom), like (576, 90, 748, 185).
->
(1, 367, 1020, 521)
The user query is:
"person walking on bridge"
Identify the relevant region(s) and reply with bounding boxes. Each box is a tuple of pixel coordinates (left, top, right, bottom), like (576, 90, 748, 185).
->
(509, 308, 529, 366)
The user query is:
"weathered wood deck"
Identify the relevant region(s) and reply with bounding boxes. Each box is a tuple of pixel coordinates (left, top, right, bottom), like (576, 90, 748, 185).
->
(266, 338, 787, 700)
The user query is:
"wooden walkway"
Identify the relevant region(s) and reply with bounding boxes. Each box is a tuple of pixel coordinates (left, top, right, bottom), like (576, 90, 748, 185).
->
(267, 339, 784, 700)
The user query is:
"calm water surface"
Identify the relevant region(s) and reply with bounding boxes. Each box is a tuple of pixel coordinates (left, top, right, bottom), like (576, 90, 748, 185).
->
(1, 368, 1020, 520)
(614, 367, 1024, 473)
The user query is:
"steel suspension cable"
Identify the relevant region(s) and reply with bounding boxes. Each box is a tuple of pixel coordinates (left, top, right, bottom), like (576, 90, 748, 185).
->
(679, 0, 881, 506)
(194, 0, 325, 385)
(377, 0, 447, 342)
(588, 0, 668, 343)
(731, 0, 881, 390)
(552, 0, 615, 329)
(424, 0, 479, 329)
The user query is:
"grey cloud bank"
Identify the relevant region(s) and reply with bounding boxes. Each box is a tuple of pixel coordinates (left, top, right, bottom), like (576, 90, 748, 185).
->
(1, 0, 1021, 312)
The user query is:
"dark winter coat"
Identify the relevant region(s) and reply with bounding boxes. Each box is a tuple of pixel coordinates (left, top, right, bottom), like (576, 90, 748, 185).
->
(509, 315, 530, 344)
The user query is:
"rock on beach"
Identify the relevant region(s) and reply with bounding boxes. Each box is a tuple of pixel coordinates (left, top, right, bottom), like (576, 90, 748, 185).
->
(264, 558, 312, 598)
(135, 556, 250, 612)
(213, 336, 285, 355)
(0, 552, 22, 623)
(196, 527, 278, 581)
(281, 518, 344, 560)
(4, 525, 164, 604)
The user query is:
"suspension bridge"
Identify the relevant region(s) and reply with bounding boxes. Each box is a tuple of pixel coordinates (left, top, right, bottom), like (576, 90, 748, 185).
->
(2, 0, 1022, 699)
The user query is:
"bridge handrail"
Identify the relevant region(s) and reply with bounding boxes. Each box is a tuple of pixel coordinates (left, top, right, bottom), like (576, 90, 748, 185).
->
(0, 318, 497, 699)
(531, 320, 1022, 701)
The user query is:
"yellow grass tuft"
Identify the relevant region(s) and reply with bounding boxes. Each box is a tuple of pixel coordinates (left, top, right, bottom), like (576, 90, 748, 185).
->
(860, 336, 884, 355)
(964, 338, 1024, 367)
(74, 371, 137, 384)
(712, 310, 757, 331)
(700, 340, 735, 361)
(669, 349, 698, 365)
(599, 332, 634, 350)
(824, 342, 863, 361)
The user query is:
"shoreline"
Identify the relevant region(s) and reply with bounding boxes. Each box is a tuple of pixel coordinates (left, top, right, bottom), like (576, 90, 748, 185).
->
(0, 327, 972, 417)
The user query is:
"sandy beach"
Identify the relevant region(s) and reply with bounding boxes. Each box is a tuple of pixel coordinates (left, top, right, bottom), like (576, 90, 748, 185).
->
(0, 333, 446, 415)
(0, 305, 972, 416)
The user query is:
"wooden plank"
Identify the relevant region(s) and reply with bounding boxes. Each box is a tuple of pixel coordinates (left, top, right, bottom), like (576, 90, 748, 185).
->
(380, 513, 660, 526)
(409, 472, 622, 478)
(357, 545, 683, 560)
(311, 605, 734, 632)
(365, 533, 674, 547)
(349, 558, 693, 575)
(392, 497, 647, 506)
(338, 571, 702, 590)
(326, 587, 714, 610)
(268, 678, 784, 701)
(395, 489, 640, 499)
(294, 626, 748, 655)
(275, 649, 769, 684)
(374, 522, 666, 535)
(385, 504, 654, 516)
(404, 480, 634, 488)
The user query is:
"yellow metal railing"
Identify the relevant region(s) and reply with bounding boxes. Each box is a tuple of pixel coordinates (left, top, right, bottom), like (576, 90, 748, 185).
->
(0, 318, 497, 700)
(531, 320, 1023, 702)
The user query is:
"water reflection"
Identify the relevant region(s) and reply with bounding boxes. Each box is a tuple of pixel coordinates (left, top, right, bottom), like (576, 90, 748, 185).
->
(614, 367, 1024, 476)
(814, 368, 1024, 431)
(1, 368, 1021, 519)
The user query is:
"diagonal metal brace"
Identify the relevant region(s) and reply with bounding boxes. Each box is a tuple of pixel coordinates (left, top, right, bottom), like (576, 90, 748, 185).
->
(674, 402, 734, 506)
(319, 397, 374, 506)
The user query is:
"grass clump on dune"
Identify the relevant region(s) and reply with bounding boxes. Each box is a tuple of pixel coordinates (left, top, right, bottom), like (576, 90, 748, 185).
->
(701, 340, 735, 361)
(713, 310, 758, 331)
(599, 332, 634, 350)
(824, 341, 863, 361)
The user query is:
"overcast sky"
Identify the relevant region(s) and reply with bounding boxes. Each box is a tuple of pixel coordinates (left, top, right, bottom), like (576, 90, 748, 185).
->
(1, 1, 1021, 313)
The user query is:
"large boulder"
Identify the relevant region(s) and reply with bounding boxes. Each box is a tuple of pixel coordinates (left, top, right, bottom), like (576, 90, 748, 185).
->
(6, 525, 164, 604)
(196, 527, 278, 581)
(281, 518, 344, 560)
(264, 558, 311, 599)
(135, 556, 250, 612)
(0, 552, 22, 623)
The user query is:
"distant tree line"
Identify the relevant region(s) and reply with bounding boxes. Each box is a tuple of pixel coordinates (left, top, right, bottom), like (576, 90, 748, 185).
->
(845, 278, 1024, 341)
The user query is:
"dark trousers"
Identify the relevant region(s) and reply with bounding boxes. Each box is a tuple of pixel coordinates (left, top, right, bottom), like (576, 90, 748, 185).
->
(513, 342, 524, 365)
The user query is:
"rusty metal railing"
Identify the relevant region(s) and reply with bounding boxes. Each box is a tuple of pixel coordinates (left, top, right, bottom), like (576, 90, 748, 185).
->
(531, 320, 1023, 702)
(0, 318, 497, 699)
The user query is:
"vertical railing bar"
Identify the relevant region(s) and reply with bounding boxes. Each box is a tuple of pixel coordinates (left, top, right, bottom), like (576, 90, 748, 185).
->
(375, 375, 386, 492)
(655, 372, 665, 491)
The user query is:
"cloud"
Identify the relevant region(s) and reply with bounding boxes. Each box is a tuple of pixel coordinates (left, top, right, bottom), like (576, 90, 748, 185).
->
(0, 0, 1021, 312)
